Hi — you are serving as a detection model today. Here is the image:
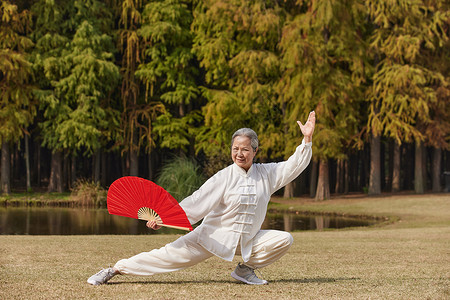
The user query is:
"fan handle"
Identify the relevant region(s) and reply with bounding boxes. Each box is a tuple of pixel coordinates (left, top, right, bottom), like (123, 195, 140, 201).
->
(137, 207, 191, 231)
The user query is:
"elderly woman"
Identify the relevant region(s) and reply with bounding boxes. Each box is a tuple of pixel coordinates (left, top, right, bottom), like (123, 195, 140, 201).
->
(88, 111, 316, 285)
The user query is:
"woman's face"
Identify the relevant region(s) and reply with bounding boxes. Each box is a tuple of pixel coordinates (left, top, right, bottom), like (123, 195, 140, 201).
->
(231, 136, 257, 171)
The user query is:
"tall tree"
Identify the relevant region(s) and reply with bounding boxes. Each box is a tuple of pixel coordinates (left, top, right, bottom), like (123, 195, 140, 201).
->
(192, 0, 286, 171)
(33, 0, 119, 190)
(31, 0, 74, 192)
(53, 1, 119, 156)
(278, 0, 367, 200)
(0, 1, 35, 194)
(367, 0, 449, 194)
(391, 141, 401, 192)
(136, 0, 200, 155)
(116, 0, 149, 176)
(422, 2, 450, 192)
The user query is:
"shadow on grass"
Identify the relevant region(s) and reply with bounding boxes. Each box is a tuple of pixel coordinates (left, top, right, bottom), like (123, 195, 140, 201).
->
(270, 277, 360, 284)
(107, 277, 360, 285)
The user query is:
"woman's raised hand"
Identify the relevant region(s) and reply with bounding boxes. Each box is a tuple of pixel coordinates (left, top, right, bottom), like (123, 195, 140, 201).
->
(297, 111, 316, 143)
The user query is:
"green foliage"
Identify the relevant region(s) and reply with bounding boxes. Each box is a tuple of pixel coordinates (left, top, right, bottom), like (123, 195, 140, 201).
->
(153, 110, 202, 150)
(193, 88, 252, 157)
(277, 0, 368, 160)
(0, 1, 35, 144)
(48, 19, 119, 154)
(136, 0, 200, 152)
(156, 156, 206, 201)
(192, 0, 286, 160)
(202, 152, 231, 178)
(367, 0, 449, 146)
(5, 0, 449, 193)
(34, 0, 120, 155)
(116, 0, 156, 155)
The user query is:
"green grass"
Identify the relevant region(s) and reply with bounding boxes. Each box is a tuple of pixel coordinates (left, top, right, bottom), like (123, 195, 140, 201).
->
(0, 192, 71, 206)
(1, 193, 449, 299)
(156, 156, 206, 201)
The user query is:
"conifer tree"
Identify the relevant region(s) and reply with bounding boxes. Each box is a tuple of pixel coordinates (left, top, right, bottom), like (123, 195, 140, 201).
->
(136, 0, 200, 154)
(32, 0, 119, 190)
(192, 0, 286, 167)
(43, 2, 120, 156)
(31, 0, 74, 192)
(421, 2, 450, 192)
(0, 1, 35, 194)
(116, 0, 156, 176)
(367, 0, 449, 194)
(278, 0, 367, 200)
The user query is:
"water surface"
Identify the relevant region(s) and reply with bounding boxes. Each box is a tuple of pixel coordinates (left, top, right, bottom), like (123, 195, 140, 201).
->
(0, 207, 378, 235)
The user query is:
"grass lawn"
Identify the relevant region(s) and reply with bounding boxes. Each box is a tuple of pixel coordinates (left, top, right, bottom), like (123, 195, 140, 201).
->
(1, 193, 449, 299)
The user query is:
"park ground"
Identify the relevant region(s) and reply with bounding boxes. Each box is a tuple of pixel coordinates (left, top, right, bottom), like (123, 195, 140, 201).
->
(0, 193, 449, 299)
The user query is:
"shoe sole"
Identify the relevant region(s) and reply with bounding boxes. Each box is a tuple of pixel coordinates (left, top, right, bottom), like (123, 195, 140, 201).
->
(231, 271, 268, 285)
(87, 279, 101, 286)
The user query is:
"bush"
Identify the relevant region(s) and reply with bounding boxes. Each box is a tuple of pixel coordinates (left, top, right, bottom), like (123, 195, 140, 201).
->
(70, 179, 107, 207)
(156, 156, 206, 202)
(203, 152, 231, 177)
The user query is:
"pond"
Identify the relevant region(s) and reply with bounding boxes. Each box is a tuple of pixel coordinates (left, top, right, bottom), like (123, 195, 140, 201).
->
(0, 207, 379, 235)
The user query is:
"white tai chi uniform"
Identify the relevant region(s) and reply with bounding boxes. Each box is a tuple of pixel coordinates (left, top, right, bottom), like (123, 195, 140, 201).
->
(114, 140, 312, 276)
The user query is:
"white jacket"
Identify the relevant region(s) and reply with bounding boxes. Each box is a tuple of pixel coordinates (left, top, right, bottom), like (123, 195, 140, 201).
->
(180, 139, 312, 262)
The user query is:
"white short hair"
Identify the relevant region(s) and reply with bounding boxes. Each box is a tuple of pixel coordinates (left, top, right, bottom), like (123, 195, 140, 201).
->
(231, 128, 259, 151)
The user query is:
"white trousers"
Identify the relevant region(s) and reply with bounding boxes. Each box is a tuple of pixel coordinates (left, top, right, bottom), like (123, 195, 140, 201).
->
(114, 229, 293, 276)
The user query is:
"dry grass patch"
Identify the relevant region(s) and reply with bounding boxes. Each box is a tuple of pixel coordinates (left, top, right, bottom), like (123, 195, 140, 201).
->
(1, 194, 449, 299)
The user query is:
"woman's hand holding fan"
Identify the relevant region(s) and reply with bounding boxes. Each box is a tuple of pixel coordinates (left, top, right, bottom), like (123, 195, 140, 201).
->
(107, 176, 193, 231)
(146, 220, 162, 230)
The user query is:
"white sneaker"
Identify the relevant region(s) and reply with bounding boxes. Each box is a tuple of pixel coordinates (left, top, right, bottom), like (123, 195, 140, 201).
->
(231, 263, 268, 285)
(87, 268, 118, 285)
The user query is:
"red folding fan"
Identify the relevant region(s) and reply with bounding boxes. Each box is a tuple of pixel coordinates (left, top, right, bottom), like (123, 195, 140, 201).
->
(107, 176, 192, 231)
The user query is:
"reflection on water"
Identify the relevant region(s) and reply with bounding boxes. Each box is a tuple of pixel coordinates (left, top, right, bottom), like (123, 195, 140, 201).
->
(0, 207, 378, 235)
(264, 212, 378, 231)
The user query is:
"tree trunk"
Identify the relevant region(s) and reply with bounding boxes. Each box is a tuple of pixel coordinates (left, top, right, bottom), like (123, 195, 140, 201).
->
(101, 151, 107, 187)
(315, 159, 330, 201)
(369, 134, 381, 195)
(344, 159, 349, 194)
(71, 156, 77, 187)
(335, 159, 344, 194)
(380, 140, 386, 190)
(94, 151, 101, 183)
(129, 149, 138, 176)
(37, 145, 41, 187)
(148, 152, 154, 180)
(1, 142, 11, 194)
(122, 153, 127, 177)
(25, 135, 32, 192)
(13, 145, 19, 184)
(283, 181, 295, 198)
(48, 151, 63, 192)
(309, 160, 318, 198)
(404, 144, 414, 190)
(348, 154, 357, 191)
(297, 171, 308, 195)
(431, 147, 441, 192)
(360, 147, 370, 192)
(63, 152, 69, 191)
(414, 141, 424, 194)
(392, 141, 401, 192)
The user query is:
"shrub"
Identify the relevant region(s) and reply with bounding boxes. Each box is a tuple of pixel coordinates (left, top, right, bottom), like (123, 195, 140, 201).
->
(203, 152, 231, 177)
(70, 179, 107, 207)
(156, 156, 206, 202)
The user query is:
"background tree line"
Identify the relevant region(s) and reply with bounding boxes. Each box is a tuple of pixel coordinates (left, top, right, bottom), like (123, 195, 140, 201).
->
(1, 0, 449, 200)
